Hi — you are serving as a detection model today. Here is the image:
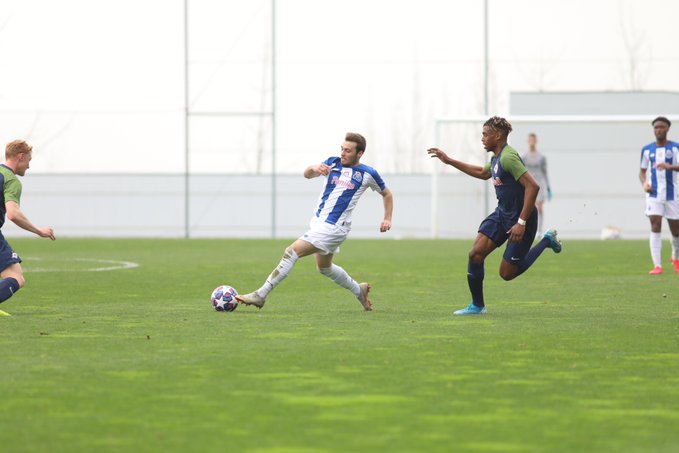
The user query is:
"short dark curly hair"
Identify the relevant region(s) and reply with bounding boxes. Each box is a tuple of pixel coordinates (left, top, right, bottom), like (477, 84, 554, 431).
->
(484, 116, 513, 137)
(652, 116, 671, 127)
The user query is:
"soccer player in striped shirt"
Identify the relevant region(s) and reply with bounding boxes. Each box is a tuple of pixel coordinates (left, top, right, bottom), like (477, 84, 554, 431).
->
(428, 116, 561, 315)
(236, 133, 393, 311)
(639, 116, 679, 275)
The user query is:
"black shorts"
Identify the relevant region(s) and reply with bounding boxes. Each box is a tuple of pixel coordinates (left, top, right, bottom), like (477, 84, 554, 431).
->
(0, 231, 22, 272)
(478, 208, 538, 264)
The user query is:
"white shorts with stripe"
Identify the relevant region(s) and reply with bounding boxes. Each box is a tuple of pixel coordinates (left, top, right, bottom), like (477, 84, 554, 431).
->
(299, 217, 350, 256)
(646, 197, 679, 219)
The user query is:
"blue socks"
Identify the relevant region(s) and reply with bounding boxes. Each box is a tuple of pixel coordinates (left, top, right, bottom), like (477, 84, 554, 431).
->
(516, 237, 551, 276)
(0, 277, 20, 303)
(467, 260, 485, 308)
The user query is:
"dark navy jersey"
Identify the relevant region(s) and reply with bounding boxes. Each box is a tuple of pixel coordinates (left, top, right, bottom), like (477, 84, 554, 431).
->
(484, 145, 528, 218)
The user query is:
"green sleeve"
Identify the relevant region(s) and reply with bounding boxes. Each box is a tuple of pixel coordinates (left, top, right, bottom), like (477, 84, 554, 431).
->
(500, 148, 527, 181)
(484, 161, 492, 173)
(4, 178, 22, 204)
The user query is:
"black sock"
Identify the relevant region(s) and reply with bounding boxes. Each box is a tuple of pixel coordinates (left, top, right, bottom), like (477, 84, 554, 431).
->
(516, 237, 550, 276)
(467, 260, 485, 308)
(0, 277, 20, 303)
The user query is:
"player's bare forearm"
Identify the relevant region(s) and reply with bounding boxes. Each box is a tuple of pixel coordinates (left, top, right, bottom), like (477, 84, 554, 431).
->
(427, 148, 490, 179)
(520, 184, 539, 221)
(508, 173, 539, 243)
(380, 189, 393, 233)
(508, 184, 538, 244)
(639, 169, 654, 192)
(7, 205, 56, 240)
(656, 162, 679, 171)
(304, 163, 335, 179)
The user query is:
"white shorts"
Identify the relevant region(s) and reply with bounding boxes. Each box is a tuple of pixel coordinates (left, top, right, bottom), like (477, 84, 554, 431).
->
(299, 217, 350, 255)
(646, 197, 679, 219)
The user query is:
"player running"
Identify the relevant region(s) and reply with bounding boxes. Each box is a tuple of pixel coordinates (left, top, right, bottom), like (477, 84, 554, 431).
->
(428, 116, 561, 315)
(236, 132, 393, 311)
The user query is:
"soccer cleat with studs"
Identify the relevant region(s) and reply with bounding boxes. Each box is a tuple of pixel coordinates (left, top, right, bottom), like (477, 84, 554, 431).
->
(648, 266, 663, 275)
(357, 282, 373, 311)
(454, 303, 487, 315)
(543, 229, 562, 254)
(672, 259, 679, 274)
(235, 291, 266, 309)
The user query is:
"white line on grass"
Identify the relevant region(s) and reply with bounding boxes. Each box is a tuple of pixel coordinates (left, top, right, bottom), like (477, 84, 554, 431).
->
(24, 257, 140, 272)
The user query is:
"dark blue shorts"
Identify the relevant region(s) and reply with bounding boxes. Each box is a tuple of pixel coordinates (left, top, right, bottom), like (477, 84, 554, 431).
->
(0, 232, 22, 272)
(478, 208, 538, 264)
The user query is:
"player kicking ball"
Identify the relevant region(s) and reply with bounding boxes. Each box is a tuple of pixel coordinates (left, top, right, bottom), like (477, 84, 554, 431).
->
(428, 116, 561, 315)
(236, 132, 393, 311)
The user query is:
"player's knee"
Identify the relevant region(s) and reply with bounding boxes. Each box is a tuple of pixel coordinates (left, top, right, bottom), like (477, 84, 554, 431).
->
(14, 275, 26, 288)
(469, 250, 484, 263)
(283, 246, 295, 259)
(499, 268, 517, 281)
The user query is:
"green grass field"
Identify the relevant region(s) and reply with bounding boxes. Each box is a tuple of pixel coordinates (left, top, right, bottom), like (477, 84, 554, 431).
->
(1, 237, 678, 452)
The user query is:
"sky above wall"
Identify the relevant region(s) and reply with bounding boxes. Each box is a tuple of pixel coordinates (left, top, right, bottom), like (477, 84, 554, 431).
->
(0, 0, 677, 174)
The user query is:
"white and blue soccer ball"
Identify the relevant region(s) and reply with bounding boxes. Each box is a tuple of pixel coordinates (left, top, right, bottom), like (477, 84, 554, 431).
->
(211, 285, 239, 312)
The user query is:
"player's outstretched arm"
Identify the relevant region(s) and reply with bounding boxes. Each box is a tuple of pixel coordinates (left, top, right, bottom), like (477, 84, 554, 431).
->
(427, 148, 490, 180)
(6, 201, 56, 240)
(379, 188, 393, 233)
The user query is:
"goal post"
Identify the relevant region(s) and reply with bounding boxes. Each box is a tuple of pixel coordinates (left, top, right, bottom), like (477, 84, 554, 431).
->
(431, 114, 679, 239)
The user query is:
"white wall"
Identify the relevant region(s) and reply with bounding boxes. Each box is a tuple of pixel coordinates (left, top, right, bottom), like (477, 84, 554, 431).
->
(2, 170, 651, 240)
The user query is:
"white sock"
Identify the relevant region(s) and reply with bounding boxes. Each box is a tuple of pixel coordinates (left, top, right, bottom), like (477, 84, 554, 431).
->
(672, 235, 679, 260)
(650, 232, 662, 267)
(319, 264, 361, 297)
(257, 247, 299, 298)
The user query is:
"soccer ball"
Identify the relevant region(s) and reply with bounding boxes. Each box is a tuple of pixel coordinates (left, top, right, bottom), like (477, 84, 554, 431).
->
(211, 285, 239, 312)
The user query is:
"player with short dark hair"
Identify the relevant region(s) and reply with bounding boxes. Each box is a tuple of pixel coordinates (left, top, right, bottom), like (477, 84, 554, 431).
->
(0, 140, 56, 312)
(428, 116, 561, 315)
(639, 116, 679, 274)
(236, 132, 393, 311)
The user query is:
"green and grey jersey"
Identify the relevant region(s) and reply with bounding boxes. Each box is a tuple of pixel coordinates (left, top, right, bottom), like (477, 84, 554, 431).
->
(0, 164, 22, 229)
(483, 145, 528, 217)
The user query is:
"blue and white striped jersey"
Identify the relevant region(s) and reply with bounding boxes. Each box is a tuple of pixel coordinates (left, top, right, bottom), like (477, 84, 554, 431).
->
(312, 156, 386, 227)
(640, 141, 679, 201)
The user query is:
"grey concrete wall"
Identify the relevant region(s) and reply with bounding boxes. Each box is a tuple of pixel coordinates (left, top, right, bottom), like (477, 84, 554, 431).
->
(6, 92, 676, 240)
(0, 170, 650, 240)
(510, 91, 679, 115)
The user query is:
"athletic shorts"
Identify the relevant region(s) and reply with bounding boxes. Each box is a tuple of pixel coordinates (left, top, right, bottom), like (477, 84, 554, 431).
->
(0, 232, 22, 272)
(299, 217, 350, 255)
(645, 197, 679, 219)
(478, 208, 538, 264)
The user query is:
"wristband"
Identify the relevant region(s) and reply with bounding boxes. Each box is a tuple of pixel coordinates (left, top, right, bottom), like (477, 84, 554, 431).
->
(517, 218, 526, 226)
